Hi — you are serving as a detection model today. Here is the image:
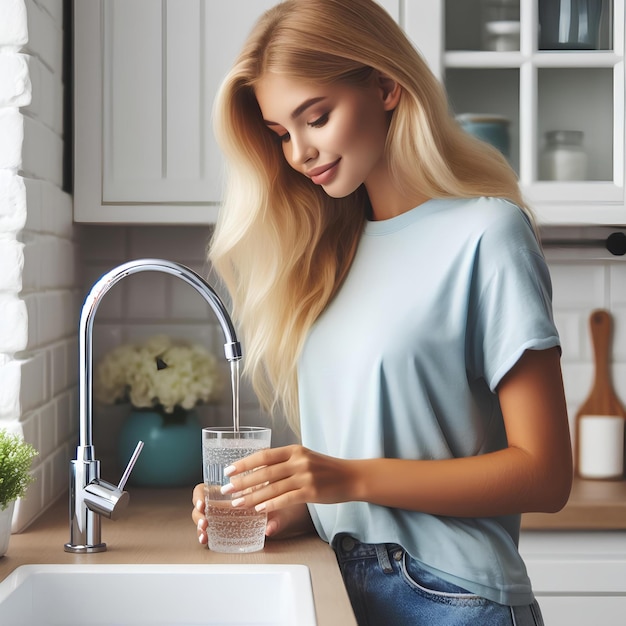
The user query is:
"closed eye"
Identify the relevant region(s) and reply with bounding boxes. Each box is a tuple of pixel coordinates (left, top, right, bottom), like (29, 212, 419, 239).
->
(308, 113, 329, 128)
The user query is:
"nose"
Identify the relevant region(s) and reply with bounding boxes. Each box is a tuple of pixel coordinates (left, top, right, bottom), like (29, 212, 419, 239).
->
(288, 133, 317, 167)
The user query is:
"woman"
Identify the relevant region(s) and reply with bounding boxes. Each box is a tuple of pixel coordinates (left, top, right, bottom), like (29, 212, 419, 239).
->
(192, 1, 572, 624)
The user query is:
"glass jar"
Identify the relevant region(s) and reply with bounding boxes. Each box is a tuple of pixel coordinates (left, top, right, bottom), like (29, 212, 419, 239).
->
(539, 130, 588, 181)
(482, 0, 520, 51)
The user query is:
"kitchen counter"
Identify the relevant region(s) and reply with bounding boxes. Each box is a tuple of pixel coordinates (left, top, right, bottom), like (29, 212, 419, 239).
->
(0, 489, 357, 626)
(522, 477, 626, 530)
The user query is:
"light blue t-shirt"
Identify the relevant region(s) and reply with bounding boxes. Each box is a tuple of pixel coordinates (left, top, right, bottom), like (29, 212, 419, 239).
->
(298, 197, 560, 606)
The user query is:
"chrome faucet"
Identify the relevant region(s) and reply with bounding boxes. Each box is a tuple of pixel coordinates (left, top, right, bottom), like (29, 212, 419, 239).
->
(65, 259, 242, 553)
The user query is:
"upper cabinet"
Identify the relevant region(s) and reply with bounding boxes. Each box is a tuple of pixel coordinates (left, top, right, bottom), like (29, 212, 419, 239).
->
(406, 0, 624, 225)
(74, 0, 624, 225)
(74, 0, 276, 223)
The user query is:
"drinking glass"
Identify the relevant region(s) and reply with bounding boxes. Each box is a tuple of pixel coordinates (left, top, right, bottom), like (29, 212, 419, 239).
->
(202, 426, 271, 553)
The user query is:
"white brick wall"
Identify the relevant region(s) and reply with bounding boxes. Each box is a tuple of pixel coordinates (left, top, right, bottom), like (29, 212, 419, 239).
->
(0, 0, 79, 533)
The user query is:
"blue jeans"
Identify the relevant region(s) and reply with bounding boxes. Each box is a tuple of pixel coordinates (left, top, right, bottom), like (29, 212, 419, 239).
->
(333, 535, 544, 626)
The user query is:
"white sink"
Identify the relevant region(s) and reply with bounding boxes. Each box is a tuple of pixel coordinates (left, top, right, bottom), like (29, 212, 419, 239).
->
(0, 563, 317, 625)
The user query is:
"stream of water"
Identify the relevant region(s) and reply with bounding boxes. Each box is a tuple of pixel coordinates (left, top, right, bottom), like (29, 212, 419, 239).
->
(230, 360, 240, 433)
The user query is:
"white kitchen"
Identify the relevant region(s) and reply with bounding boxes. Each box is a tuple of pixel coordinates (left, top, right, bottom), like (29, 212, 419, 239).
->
(0, 1, 625, 624)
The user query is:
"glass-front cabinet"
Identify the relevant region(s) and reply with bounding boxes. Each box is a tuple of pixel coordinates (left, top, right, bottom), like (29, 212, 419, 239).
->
(415, 0, 624, 225)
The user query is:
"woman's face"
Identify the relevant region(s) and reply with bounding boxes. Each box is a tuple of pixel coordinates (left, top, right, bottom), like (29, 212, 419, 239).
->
(254, 72, 395, 198)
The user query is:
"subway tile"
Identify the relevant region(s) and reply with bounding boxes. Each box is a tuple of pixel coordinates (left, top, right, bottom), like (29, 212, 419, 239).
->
(18, 350, 46, 413)
(125, 272, 168, 320)
(169, 266, 215, 320)
(549, 263, 607, 309)
(79, 225, 129, 263)
(22, 177, 42, 232)
(129, 226, 211, 263)
(23, 0, 63, 76)
(49, 341, 65, 395)
(54, 389, 72, 445)
(37, 290, 64, 345)
(39, 238, 76, 290)
(40, 182, 72, 238)
(34, 0, 64, 27)
(50, 444, 71, 505)
(22, 55, 61, 133)
(21, 115, 63, 186)
(19, 409, 40, 454)
(561, 361, 594, 408)
(553, 311, 582, 361)
(611, 362, 626, 408)
(609, 263, 626, 307)
(38, 399, 55, 458)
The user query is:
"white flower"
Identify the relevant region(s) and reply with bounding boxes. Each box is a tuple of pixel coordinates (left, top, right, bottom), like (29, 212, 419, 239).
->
(94, 335, 223, 413)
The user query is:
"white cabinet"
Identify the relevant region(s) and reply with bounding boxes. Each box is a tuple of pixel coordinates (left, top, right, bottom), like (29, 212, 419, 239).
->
(74, 1, 623, 225)
(73, 0, 400, 224)
(520, 531, 626, 625)
(414, 0, 625, 226)
(74, 0, 278, 223)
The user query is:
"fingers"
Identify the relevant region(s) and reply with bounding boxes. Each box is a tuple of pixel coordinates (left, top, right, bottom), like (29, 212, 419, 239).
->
(225, 445, 295, 478)
(265, 516, 280, 537)
(191, 483, 207, 545)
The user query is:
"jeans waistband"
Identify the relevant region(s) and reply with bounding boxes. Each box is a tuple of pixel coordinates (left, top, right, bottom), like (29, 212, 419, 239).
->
(332, 534, 402, 574)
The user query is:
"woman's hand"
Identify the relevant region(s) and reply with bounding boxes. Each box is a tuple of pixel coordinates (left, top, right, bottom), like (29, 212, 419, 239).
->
(191, 463, 317, 546)
(219, 444, 359, 515)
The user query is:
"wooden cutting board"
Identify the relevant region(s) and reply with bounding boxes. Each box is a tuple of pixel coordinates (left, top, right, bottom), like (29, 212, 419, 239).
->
(575, 309, 626, 476)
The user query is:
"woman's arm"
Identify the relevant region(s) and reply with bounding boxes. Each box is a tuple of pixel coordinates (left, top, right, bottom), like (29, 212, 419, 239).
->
(221, 347, 573, 519)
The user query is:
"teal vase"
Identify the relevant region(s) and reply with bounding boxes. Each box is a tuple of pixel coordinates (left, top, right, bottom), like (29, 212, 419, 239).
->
(118, 408, 202, 487)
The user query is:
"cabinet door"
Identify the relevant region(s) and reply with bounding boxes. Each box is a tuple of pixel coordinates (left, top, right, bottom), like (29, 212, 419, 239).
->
(521, 531, 626, 626)
(75, 0, 277, 223)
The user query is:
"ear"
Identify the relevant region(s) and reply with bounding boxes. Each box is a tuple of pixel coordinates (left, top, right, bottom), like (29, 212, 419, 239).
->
(376, 71, 402, 111)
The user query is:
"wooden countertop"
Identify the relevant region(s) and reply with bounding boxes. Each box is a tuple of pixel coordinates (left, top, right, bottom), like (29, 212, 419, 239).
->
(522, 477, 626, 530)
(0, 489, 357, 626)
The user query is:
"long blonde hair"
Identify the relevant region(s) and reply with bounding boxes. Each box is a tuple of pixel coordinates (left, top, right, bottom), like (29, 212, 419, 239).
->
(209, 0, 531, 435)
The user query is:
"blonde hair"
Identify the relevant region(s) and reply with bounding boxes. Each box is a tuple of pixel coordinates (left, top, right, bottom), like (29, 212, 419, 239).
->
(209, 0, 532, 435)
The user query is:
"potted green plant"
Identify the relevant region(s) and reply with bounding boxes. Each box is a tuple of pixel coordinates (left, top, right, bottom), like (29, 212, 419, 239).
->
(0, 430, 38, 557)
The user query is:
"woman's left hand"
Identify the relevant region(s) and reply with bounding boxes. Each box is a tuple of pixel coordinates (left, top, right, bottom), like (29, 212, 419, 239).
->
(220, 444, 357, 515)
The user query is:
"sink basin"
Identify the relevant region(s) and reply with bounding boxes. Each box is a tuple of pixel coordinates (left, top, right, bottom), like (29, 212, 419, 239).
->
(0, 563, 317, 625)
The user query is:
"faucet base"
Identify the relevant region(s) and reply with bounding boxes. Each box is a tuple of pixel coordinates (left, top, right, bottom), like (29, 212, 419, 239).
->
(64, 542, 107, 554)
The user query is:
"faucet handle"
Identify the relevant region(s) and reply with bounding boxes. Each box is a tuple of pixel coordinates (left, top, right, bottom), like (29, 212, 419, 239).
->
(118, 440, 144, 490)
(83, 441, 144, 521)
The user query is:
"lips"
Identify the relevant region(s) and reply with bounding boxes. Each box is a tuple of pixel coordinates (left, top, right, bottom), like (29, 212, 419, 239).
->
(307, 158, 341, 185)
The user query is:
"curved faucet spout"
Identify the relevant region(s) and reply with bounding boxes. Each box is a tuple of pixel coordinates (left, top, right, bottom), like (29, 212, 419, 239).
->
(66, 259, 242, 553)
(79, 258, 242, 451)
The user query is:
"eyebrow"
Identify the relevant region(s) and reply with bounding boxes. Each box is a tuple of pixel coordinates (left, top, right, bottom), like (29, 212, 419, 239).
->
(264, 96, 327, 126)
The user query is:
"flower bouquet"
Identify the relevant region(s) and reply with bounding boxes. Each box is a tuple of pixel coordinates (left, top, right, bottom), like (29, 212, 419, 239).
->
(94, 334, 222, 424)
